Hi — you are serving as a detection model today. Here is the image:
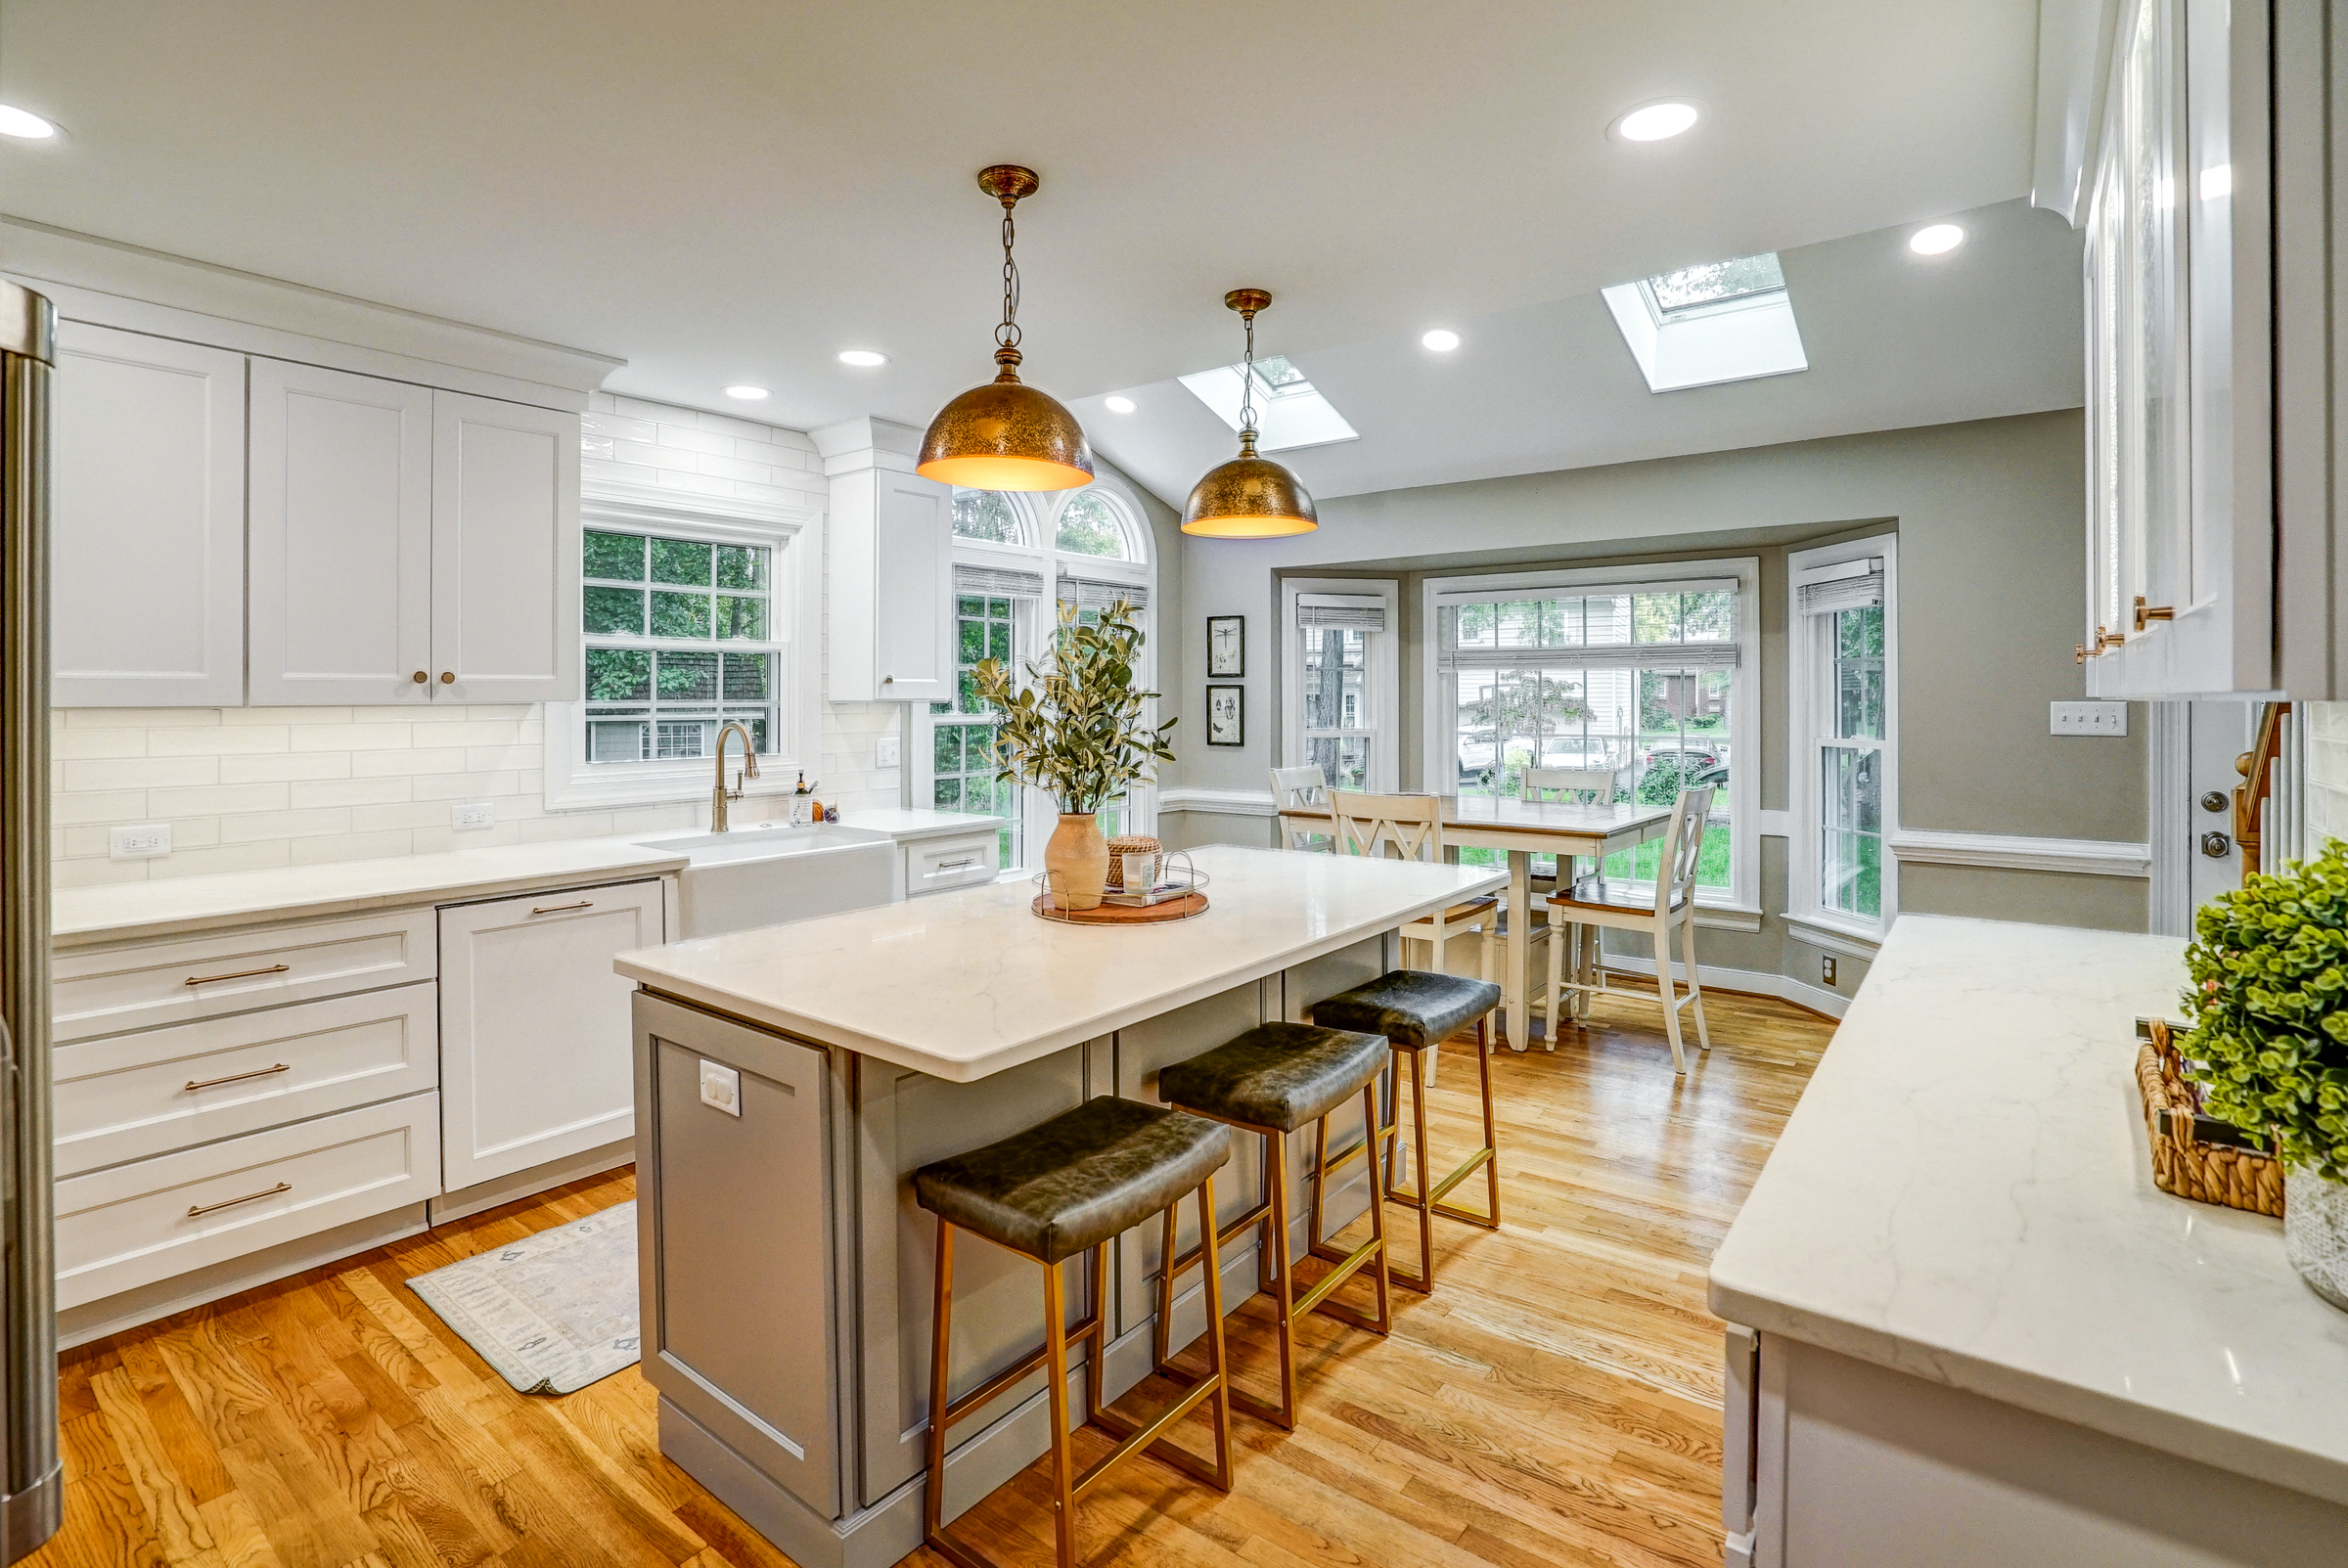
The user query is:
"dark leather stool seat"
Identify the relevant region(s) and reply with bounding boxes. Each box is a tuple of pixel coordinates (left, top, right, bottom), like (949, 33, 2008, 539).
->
(1309, 968, 1506, 1294)
(915, 1096, 1229, 1265)
(1158, 1021, 1388, 1134)
(914, 1097, 1236, 1568)
(1310, 970, 1503, 1051)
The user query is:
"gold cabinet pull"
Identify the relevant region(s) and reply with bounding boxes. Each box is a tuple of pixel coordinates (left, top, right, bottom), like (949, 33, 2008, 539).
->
(187, 1182, 291, 1219)
(932, 858, 980, 873)
(183, 1062, 290, 1093)
(2096, 625, 2126, 650)
(440, 671, 455, 684)
(184, 963, 290, 987)
(2075, 642, 2092, 663)
(2134, 595, 2176, 631)
(529, 900, 594, 915)
(411, 670, 428, 683)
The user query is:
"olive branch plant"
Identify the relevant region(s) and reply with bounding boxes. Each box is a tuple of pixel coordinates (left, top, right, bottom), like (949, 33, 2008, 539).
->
(969, 598, 1177, 815)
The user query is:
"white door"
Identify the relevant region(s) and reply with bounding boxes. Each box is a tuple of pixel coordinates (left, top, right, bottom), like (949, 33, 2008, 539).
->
(2187, 700, 2252, 910)
(51, 323, 246, 706)
(436, 878, 663, 1191)
(871, 472, 952, 703)
(248, 359, 434, 705)
(429, 391, 580, 702)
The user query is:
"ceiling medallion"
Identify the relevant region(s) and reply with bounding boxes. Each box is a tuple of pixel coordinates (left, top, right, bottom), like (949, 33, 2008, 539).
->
(1181, 289, 1318, 537)
(916, 165, 1096, 493)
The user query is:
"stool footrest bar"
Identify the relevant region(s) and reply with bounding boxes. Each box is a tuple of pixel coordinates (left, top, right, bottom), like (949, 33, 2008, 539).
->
(1080, 1375, 1226, 1498)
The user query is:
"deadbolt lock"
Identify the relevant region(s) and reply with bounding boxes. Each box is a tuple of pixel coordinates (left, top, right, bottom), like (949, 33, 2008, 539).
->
(2199, 791, 2229, 813)
(2201, 831, 2234, 859)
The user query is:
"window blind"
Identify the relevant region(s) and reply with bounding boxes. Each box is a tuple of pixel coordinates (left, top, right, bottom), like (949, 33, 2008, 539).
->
(954, 562, 1047, 599)
(1434, 582, 1742, 672)
(1795, 558, 1883, 616)
(1294, 593, 1387, 631)
(1058, 573, 1150, 611)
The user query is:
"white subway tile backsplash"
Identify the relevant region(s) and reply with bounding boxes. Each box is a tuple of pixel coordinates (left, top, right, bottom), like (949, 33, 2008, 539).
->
(581, 458, 661, 488)
(583, 412, 657, 444)
(289, 777, 414, 809)
(291, 722, 416, 752)
(61, 756, 217, 791)
(218, 807, 354, 843)
(152, 843, 294, 879)
(147, 783, 293, 817)
(289, 829, 416, 867)
(353, 747, 468, 778)
(149, 725, 289, 756)
(55, 859, 153, 889)
(220, 752, 353, 784)
(52, 790, 151, 826)
(49, 728, 149, 760)
(655, 424, 735, 457)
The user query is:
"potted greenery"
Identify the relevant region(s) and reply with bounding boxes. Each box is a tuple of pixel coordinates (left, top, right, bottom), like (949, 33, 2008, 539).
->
(971, 598, 1176, 912)
(2182, 838, 2348, 1310)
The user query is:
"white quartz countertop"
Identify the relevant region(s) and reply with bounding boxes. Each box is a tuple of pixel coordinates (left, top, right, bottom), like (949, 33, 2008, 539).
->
(835, 806, 1005, 840)
(614, 844, 1503, 1082)
(53, 839, 690, 946)
(1709, 914, 2348, 1507)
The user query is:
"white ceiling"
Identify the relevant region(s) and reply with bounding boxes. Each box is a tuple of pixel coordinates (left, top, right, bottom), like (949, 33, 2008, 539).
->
(0, 0, 2061, 502)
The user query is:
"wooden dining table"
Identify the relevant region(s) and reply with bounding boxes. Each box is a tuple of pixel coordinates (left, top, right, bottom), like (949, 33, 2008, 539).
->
(1280, 794, 1677, 1048)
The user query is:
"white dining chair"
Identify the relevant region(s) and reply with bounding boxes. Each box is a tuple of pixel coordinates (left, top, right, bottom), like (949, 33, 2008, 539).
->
(1271, 764, 1335, 853)
(1328, 790, 1504, 1087)
(1539, 785, 1714, 1074)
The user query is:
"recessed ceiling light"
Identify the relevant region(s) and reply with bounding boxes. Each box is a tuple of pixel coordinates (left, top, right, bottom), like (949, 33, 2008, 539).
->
(1612, 101, 1699, 143)
(1104, 395, 1137, 414)
(723, 384, 771, 400)
(0, 105, 60, 140)
(836, 348, 888, 368)
(1909, 223, 1965, 255)
(1422, 329, 1461, 352)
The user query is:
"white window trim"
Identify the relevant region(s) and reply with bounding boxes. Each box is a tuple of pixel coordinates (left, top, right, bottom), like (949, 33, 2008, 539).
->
(1281, 577, 1400, 792)
(1787, 532, 1900, 944)
(544, 486, 822, 813)
(1419, 556, 1761, 914)
(916, 476, 1159, 868)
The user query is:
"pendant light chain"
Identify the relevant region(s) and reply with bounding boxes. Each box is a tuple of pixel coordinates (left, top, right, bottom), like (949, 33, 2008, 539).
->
(997, 202, 1022, 352)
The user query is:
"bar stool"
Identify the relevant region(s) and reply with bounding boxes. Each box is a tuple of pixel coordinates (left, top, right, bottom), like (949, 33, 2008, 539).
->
(1155, 1020, 1393, 1429)
(915, 1097, 1235, 1568)
(1309, 971, 1504, 1293)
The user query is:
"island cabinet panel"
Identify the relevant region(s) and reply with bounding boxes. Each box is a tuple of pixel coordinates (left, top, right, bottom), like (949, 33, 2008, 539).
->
(633, 992, 839, 1518)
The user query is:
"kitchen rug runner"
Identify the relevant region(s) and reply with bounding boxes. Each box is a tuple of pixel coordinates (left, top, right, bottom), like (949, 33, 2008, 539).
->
(406, 1200, 640, 1394)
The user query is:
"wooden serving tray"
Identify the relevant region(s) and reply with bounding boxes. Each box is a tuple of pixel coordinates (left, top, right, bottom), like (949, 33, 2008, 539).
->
(1031, 892, 1208, 924)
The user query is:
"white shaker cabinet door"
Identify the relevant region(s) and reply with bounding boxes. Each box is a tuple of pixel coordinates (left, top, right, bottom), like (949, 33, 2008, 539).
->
(429, 391, 580, 703)
(248, 359, 434, 704)
(436, 879, 662, 1192)
(870, 471, 953, 703)
(51, 323, 246, 706)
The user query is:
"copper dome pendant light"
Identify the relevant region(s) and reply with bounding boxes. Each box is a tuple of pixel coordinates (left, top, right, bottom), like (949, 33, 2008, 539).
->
(1181, 289, 1318, 537)
(917, 165, 1095, 492)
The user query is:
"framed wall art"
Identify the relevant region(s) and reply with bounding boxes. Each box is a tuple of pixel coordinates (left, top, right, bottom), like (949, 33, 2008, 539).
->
(1205, 684, 1244, 747)
(1206, 615, 1244, 678)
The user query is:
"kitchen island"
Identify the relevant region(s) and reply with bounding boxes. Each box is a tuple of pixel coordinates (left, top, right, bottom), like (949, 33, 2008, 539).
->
(1710, 916, 2348, 1567)
(611, 844, 1502, 1568)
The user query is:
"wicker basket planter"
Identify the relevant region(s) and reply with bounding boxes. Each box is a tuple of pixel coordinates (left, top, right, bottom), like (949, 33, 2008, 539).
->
(2136, 1017, 2283, 1218)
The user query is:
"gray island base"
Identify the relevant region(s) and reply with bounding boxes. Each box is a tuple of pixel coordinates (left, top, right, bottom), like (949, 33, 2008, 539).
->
(613, 846, 1504, 1568)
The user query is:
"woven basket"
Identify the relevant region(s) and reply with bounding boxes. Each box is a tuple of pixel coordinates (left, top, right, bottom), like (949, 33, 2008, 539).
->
(1104, 835, 1162, 889)
(2136, 1017, 2284, 1218)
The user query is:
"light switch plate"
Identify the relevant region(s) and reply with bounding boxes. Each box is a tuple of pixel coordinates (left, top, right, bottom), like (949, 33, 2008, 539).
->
(698, 1059, 742, 1117)
(2051, 700, 2129, 737)
(109, 823, 170, 860)
(451, 800, 496, 829)
(877, 733, 900, 769)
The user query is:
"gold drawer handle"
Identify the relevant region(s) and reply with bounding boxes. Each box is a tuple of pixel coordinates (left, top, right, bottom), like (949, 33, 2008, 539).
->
(187, 1182, 291, 1219)
(932, 858, 979, 873)
(529, 900, 594, 915)
(184, 963, 290, 987)
(183, 1062, 290, 1093)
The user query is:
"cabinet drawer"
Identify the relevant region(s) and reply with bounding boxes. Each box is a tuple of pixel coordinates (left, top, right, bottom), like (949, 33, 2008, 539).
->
(54, 908, 436, 1043)
(904, 831, 998, 898)
(55, 1091, 440, 1310)
(54, 982, 439, 1177)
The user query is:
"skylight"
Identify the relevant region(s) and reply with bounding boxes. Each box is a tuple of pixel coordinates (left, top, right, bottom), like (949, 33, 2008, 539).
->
(1602, 250, 1808, 392)
(1177, 355, 1359, 452)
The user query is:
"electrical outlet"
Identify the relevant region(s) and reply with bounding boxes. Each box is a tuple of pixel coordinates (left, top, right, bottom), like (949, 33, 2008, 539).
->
(1822, 955, 1837, 986)
(109, 823, 170, 860)
(699, 1059, 742, 1117)
(877, 733, 900, 769)
(2050, 700, 2129, 737)
(451, 801, 496, 830)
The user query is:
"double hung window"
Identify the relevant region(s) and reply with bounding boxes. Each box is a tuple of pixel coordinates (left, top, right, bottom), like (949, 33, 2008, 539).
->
(581, 524, 785, 763)
(1282, 581, 1399, 793)
(1790, 536, 1899, 938)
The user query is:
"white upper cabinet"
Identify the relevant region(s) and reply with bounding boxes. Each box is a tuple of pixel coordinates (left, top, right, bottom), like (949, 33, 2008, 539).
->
(812, 416, 952, 703)
(429, 391, 581, 703)
(248, 359, 435, 704)
(2081, 0, 2275, 698)
(52, 323, 247, 706)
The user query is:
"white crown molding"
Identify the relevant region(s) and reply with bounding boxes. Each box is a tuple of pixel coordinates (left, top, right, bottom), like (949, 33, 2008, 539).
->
(581, 477, 817, 532)
(809, 415, 926, 474)
(1886, 829, 2151, 878)
(2, 215, 621, 408)
(1159, 787, 1279, 818)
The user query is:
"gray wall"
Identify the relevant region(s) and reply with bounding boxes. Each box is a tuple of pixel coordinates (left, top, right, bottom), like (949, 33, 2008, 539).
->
(1159, 410, 2147, 992)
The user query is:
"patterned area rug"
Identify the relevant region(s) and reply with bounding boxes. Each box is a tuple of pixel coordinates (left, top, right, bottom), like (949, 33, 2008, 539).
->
(407, 1201, 641, 1394)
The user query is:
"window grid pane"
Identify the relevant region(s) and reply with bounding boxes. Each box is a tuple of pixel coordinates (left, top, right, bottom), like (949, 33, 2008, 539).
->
(936, 595, 1022, 869)
(584, 526, 778, 764)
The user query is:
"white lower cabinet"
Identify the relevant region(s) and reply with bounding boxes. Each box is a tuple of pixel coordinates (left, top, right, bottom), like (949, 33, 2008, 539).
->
(902, 829, 999, 898)
(54, 1091, 441, 1310)
(435, 878, 663, 1192)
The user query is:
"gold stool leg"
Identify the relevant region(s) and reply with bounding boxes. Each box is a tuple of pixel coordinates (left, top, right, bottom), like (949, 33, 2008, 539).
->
(1362, 1080, 1393, 1332)
(924, 1219, 956, 1554)
(1041, 1259, 1077, 1568)
(1265, 1130, 1297, 1429)
(1196, 1174, 1236, 1488)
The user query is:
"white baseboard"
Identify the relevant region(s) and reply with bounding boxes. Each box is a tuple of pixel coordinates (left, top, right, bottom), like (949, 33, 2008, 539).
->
(428, 1137, 633, 1225)
(1596, 951, 1848, 1020)
(1886, 829, 2150, 878)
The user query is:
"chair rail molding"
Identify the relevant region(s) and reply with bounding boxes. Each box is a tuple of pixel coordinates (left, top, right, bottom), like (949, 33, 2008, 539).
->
(1885, 828, 2152, 878)
(1158, 787, 1279, 818)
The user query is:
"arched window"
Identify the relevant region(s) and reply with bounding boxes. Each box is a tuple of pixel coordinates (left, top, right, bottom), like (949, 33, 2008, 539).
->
(952, 488, 1032, 545)
(1054, 491, 1131, 559)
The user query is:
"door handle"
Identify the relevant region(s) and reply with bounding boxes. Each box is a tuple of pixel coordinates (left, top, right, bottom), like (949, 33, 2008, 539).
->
(2200, 791, 2229, 813)
(412, 671, 428, 684)
(2201, 831, 2233, 858)
(440, 671, 455, 684)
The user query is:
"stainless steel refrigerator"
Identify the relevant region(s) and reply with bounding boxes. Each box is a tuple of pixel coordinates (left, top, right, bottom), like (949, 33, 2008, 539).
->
(0, 280, 60, 1564)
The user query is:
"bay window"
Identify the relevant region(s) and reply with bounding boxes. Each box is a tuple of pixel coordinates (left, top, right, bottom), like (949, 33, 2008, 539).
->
(1790, 536, 1899, 939)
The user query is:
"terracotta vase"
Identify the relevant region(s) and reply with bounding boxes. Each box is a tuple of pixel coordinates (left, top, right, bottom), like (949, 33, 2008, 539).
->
(1044, 813, 1109, 912)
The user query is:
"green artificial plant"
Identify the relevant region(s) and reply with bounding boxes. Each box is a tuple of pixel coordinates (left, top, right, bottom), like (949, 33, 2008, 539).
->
(969, 598, 1176, 814)
(2182, 837, 2348, 1181)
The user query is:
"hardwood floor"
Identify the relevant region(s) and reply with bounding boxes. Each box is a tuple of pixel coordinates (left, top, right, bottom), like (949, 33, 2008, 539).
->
(27, 988, 1830, 1568)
